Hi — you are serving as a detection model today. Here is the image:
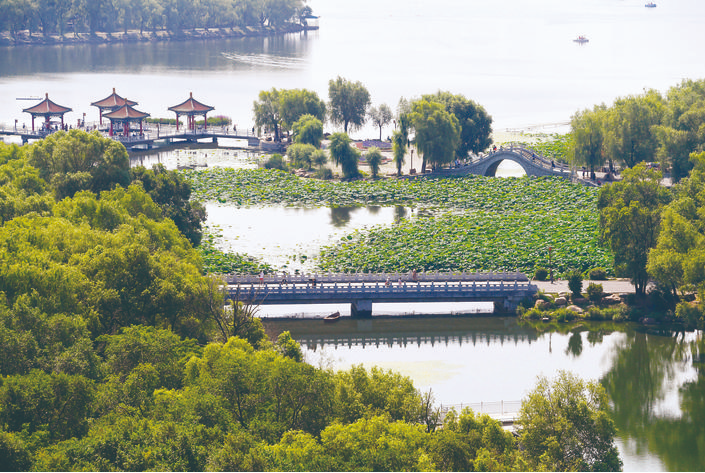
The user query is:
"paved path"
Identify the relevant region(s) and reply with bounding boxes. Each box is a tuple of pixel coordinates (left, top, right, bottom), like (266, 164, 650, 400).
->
(533, 279, 637, 294)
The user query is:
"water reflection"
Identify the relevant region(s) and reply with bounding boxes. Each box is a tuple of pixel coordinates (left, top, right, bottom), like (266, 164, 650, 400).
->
(264, 316, 703, 471)
(602, 329, 703, 471)
(330, 206, 355, 227)
(0, 33, 315, 77)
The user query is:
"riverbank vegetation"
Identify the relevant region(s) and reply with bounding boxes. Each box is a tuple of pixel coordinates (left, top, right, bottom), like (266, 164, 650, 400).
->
(0, 0, 313, 44)
(570, 79, 705, 181)
(0, 133, 626, 471)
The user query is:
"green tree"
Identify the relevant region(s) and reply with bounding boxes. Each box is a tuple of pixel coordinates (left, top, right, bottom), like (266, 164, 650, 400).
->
(279, 89, 326, 133)
(604, 91, 664, 169)
(571, 106, 606, 179)
(599, 163, 671, 295)
(365, 146, 383, 179)
(130, 164, 206, 246)
(292, 114, 323, 148)
(654, 79, 705, 181)
(27, 129, 130, 199)
(328, 132, 360, 179)
(327, 76, 371, 134)
(286, 142, 318, 170)
(410, 99, 460, 173)
(648, 151, 705, 306)
(253, 87, 283, 141)
(392, 129, 406, 176)
(368, 103, 393, 140)
(517, 371, 623, 472)
(422, 91, 493, 158)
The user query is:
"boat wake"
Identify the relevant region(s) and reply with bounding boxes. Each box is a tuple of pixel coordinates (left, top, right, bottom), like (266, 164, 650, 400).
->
(221, 52, 307, 69)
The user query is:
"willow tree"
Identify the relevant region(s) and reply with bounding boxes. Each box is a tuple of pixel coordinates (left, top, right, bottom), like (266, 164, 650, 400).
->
(409, 99, 460, 173)
(328, 132, 360, 179)
(422, 91, 492, 159)
(571, 106, 607, 179)
(327, 76, 370, 134)
(253, 88, 282, 141)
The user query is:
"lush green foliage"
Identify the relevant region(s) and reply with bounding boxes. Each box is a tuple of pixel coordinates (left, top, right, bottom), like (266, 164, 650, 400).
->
(599, 164, 671, 295)
(410, 99, 460, 172)
(292, 114, 324, 148)
(319, 211, 609, 274)
(368, 103, 393, 140)
(328, 132, 360, 179)
(327, 76, 371, 134)
(182, 168, 610, 273)
(422, 91, 493, 158)
(184, 168, 598, 211)
(569, 79, 705, 181)
(518, 371, 622, 471)
(365, 146, 383, 179)
(647, 151, 705, 323)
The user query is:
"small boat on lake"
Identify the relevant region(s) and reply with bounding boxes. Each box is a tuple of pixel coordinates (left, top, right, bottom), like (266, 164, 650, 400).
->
(573, 35, 589, 44)
(645, 2, 657, 7)
(324, 311, 341, 323)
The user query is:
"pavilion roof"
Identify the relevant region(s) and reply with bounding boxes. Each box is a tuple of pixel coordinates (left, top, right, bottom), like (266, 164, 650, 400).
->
(22, 93, 72, 115)
(91, 88, 138, 109)
(168, 92, 214, 114)
(103, 103, 150, 120)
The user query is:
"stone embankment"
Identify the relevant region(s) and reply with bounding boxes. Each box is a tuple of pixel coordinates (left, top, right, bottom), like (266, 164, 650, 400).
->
(0, 24, 313, 47)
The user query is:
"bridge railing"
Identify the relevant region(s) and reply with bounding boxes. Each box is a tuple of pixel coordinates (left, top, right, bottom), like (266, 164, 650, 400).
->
(225, 271, 529, 285)
(439, 400, 522, 421)
(227, 279, 535, 301)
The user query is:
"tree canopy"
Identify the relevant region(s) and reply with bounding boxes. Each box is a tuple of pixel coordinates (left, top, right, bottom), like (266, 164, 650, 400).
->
(598, 163, 671, 295)
(422, 91, 493, 158)
(327, 76, 371, 134)
(410, 99, 460, 173)
(517, 371, 622, 472)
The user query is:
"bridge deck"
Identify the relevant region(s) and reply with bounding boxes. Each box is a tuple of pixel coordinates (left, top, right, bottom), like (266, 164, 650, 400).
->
(228, 279, 536, 310)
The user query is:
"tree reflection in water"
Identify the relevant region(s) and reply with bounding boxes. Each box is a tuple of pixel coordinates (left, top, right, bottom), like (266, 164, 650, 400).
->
(602, 327, 704, 471)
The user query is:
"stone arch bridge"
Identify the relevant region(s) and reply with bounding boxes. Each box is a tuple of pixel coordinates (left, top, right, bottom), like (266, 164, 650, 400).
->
(434, 145, 572, 178)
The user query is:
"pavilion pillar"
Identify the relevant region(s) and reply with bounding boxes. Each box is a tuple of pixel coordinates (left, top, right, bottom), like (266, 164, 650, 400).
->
(176, 113, 179, 132)
(123, 121, 129, 136)
(204, 113, 207, 131)
(99, 110, 103, 125)
(139, 120, 143, 134)
(31, 116, 35, 132)
(61, 116, 64, 129)
(109, 121, 114, 136)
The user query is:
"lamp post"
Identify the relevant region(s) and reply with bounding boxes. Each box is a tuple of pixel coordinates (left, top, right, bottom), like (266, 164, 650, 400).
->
(548, 246, 553, 283)
(410, 148, 414, 173)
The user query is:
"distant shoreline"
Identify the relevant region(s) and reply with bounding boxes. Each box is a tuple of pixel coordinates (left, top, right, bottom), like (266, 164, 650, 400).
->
(0, 24, 317, 48)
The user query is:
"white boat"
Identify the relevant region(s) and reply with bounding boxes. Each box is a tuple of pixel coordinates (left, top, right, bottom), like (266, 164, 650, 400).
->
(573, 35, 589, 44)
(645, 2, 657, 7)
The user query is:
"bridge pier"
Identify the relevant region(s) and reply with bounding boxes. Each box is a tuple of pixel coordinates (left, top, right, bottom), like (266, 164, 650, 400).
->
(351, 300, 373, 318)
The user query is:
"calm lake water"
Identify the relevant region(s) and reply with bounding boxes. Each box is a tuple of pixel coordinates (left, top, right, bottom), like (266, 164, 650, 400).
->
(3, 0, 705, 470)
(2, 0, 705, 137)
(264, 317, 704, 472)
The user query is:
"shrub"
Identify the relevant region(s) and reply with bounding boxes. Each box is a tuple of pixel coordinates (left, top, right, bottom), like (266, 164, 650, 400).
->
(675, 302, 704, 329)
(566, 269, 583, 298)
(534, 267, 548, 281)
(587, 267, 608, 280)
(315, 167, 334, 180)
(586, 283, 603, 302)
(263, 154, 287, 171)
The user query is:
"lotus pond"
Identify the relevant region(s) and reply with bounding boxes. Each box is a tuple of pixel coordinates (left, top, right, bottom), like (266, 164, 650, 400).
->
(183, 168, 612, 274)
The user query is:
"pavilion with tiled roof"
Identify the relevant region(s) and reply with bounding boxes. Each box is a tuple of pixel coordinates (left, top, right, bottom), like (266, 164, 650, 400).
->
(102, 102, 150, 136)
(91, 88, 137, 125)
(168, 92, 215, 132)
(22, 93, 72, 132)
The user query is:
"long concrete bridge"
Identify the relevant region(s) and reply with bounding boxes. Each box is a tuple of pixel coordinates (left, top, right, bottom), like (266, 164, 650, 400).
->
(225, 271, 537, 317)
(434, 145, 573, 178)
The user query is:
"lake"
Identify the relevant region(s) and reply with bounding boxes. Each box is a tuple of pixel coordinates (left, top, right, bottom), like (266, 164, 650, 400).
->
(3, 0, 705, 469)
(2, 0, 705, 138)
